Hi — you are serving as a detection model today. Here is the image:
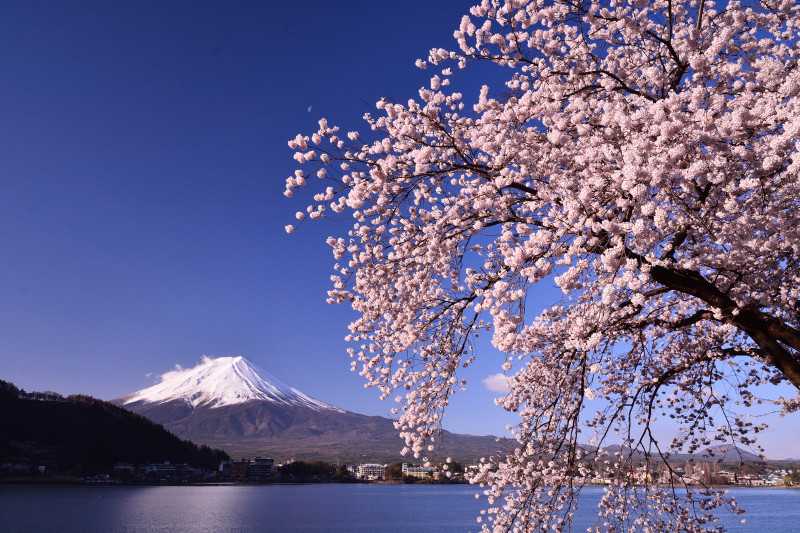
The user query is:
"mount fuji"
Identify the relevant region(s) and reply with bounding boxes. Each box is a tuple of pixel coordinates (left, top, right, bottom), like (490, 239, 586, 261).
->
(116, 356, 341, 412)
(112, 356, 501, 463)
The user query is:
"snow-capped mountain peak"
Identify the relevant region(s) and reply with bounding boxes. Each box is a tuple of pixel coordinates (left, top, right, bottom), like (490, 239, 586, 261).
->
(117, 356, 342, 412)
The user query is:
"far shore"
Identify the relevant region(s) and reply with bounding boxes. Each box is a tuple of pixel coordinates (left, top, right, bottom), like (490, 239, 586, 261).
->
(3, 476, 799, 490)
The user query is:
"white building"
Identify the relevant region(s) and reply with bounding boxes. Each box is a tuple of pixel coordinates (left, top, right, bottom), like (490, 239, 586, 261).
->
(357, 463, 386, 480)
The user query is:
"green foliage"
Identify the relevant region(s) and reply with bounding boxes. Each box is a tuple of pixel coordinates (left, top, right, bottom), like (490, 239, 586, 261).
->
(334, 463, 352, 479)
(385, 461, 404, 480)
(278, 460, 336, 478)
(0, 380, 21, 399)
(447, 461, 464, 474)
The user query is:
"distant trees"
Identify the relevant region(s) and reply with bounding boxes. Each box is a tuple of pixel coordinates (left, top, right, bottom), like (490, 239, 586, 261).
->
(385, 461, 404, 480)
(0, 380, 64, 402)
(0, 380, 20, 399)
(286, 0, 800, 530)
(277, 460, 353, 480)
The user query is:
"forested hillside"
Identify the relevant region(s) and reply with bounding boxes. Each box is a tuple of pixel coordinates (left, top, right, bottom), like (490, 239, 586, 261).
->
(0, 380, 228, 476)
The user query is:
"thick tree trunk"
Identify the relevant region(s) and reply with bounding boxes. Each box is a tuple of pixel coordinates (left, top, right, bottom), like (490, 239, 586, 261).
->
(650, 265, 800, 390)
(734, 311, 800, 391)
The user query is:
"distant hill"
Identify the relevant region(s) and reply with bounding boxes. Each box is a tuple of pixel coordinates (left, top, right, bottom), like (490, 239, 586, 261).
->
(585, 443, 766, 463)
(697, 444, 764, 462)
(0, 380, 228, 476)
(113, 356, 505, 463)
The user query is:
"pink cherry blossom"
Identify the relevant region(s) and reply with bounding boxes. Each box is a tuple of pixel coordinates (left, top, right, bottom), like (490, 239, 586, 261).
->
(286, 0, 799, 530)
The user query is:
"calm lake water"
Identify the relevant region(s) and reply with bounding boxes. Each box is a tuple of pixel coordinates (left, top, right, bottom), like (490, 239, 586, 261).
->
(0, 483, 797, 532)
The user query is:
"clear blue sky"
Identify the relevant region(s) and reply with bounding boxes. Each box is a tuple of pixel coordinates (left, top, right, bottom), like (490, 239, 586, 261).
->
(0, 0, 519, 437)
(1, 1, 797, 459)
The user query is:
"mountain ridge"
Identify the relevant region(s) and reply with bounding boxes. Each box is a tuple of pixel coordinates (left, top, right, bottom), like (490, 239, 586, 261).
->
(112, 356, 503, 463)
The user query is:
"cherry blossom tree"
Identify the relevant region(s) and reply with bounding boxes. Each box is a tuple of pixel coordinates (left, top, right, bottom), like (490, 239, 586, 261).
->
(285, 0, 799, 530)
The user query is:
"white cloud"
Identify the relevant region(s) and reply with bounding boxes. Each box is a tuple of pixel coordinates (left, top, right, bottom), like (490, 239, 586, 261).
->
(482, 373, 511, 393)
(159, 363, 186, 383)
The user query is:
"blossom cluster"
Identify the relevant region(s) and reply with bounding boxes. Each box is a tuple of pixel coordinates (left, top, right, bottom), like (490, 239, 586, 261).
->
(286, 0, 799, 530)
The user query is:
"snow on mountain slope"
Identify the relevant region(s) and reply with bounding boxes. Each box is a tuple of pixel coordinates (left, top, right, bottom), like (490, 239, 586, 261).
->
(117, 356, 343, 412)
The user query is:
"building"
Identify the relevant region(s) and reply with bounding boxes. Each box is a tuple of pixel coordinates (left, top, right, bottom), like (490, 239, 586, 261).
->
(231, 460, 250, 479)
(402, 463, 440, 480)
(113, 463, 135, 474)
(248, 457, 276, 480)
(356, 463, 386, 480)
(143, 462, 177, 479)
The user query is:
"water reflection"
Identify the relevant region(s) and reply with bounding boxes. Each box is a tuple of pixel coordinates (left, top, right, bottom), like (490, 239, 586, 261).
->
(0, 484, 797, 532)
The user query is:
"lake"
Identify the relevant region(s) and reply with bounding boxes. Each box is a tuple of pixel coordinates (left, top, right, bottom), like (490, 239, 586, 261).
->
(0, 484, 797, 532)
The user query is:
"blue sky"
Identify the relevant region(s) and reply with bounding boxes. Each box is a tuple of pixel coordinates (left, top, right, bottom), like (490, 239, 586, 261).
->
(0, 0, 522, 437)
(1, 1, 797, 459)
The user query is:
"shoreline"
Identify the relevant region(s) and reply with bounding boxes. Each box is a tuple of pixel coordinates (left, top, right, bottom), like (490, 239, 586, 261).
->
(2, 476, 798, 489)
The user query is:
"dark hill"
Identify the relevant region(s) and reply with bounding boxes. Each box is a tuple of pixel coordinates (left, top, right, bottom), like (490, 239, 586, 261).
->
(0, 380, 228, 476)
